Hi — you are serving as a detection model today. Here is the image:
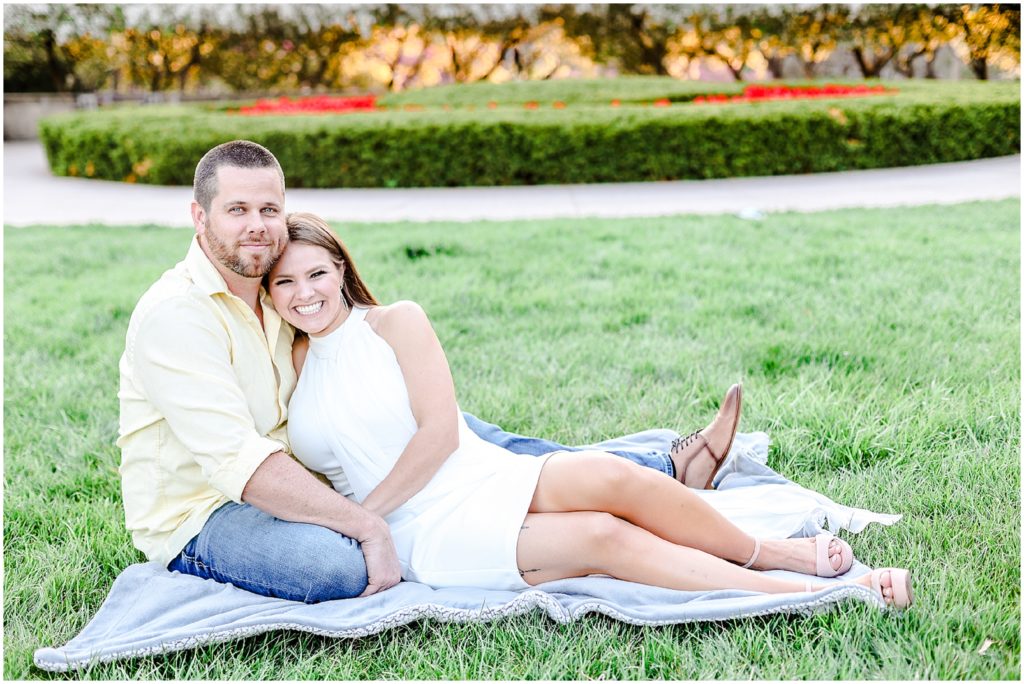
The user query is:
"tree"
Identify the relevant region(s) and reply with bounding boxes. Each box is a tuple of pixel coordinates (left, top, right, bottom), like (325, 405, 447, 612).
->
(416, 5, 534, 83)
(951, 3, 1021, 79)
(3, 4, 121, 92)
(891, 5, 959, 78)
(552, 3, 676, 76)
(786, 4, 849, 78)
(846, 4, 919, 78)
(285, 6, 364, 91)
(749, 6, 797, 79)
(108, 6, 221, 93)
(206, 7, 360, 93)
(674, 6, 761, 81)
(361, 5, 433, 91)
(507, 18, 590, 81)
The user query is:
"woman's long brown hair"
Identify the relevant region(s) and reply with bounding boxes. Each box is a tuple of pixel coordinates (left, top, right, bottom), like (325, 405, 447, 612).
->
(281, 211, 379, 309)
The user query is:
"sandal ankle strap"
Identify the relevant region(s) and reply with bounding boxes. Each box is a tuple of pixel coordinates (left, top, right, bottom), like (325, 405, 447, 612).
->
(740, 538, 761, 569)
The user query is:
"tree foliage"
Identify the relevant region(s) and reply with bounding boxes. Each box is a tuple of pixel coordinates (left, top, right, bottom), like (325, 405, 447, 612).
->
(4, 3, 1021, 94)
(951, 3, 1022, 79)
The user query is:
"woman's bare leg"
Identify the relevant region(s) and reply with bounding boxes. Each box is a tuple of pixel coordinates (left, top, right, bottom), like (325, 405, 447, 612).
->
(530, 451, 847, 574)
(516, 511, 889, 596)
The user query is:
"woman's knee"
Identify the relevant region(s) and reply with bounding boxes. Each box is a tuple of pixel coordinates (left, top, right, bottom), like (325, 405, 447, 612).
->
(584, 453, 647, 498)
(576, 512, 634, 568)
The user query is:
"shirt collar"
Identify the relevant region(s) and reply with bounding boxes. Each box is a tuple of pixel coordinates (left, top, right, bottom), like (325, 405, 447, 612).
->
(185, 236, 232, 297)
(185, 236, 289, 344)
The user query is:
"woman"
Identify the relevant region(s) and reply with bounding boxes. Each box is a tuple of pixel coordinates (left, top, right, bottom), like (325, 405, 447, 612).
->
(267, 212, 912, 608)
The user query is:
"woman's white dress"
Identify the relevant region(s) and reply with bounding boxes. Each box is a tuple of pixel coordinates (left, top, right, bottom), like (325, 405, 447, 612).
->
(287, 306, 552, 590)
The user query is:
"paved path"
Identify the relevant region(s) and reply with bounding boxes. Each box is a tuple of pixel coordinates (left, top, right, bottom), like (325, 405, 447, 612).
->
(3, 141, 1019, 227)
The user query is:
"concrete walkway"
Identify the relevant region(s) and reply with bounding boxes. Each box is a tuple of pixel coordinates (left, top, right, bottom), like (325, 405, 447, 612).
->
(3, 141, 1019, 227)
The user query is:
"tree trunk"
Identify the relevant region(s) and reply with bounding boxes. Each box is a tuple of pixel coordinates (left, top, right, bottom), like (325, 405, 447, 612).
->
(447, 43, 462, 83)
(630, 11, 668, 76)
(399, 45, 430, 91)
(894, 47, 925, 78)
(41, 29, 68, 91)
(851, 46, 892, 78)
(727, 61, 744, 81)
(924, 52, 937, 79)
(512, 46, 524, 77)
(971, 57, 988, 80)
(766, 55, 785, 79)
(480, 41, 512, 81)
(178, 41, 203, 92)
(312, 52, 331, 89)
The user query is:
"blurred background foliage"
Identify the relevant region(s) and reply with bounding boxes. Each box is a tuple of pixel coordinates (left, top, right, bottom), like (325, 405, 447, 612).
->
(4, 3, 1021, 97)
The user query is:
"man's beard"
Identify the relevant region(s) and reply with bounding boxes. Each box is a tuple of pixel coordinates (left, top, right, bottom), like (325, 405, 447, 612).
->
(205, 223, 283, 278)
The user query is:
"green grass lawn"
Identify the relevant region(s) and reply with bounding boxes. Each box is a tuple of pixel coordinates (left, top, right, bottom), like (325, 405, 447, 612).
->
(4, 199, 1020, 679)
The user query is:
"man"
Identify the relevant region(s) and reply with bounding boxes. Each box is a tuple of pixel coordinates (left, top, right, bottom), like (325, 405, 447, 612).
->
(117, 140, 739, 603)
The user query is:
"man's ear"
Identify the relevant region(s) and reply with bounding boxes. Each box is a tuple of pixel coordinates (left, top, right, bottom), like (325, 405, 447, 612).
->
(190, 201, 207, 236)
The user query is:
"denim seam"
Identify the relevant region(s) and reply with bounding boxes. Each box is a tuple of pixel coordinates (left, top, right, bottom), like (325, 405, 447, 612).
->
(652, 451, 674, 477)
(178, 549, 280, 592)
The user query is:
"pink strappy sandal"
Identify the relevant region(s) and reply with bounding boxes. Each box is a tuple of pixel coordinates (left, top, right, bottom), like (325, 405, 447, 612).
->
(740, 533, 855, 578)
(870, 568, 913, 609)
(813, 533, 854, 578)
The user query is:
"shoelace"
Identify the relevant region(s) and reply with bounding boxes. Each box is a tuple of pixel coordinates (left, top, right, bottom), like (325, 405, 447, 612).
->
(670, 431, 702, 454)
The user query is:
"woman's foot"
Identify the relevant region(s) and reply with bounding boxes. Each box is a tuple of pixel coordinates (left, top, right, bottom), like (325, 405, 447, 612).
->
(670, 384, 742, 489)
(849, 568, 913, 608)
(744, 534, 854, 576)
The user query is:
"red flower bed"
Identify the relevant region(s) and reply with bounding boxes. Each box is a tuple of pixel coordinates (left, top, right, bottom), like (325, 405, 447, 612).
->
(228, 84, 894, 117)
(693, 83, 894, 104)
(236, 95, 377, 116)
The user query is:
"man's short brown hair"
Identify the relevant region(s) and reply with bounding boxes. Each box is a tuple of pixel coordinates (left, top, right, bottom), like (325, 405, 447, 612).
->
(193, 140, 285, 212)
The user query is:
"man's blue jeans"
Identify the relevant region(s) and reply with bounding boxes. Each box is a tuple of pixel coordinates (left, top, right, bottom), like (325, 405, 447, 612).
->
(167, 500, 368, 603)
(168, 412, 676, 602)
(461, 413, 675, 477)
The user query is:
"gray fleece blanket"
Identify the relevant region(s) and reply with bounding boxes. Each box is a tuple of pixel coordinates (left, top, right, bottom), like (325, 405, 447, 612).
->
(34, 432, 902, 672)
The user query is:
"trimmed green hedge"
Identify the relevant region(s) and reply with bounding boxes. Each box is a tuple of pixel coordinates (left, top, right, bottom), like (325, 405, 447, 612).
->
(39, 78, 1020, 188)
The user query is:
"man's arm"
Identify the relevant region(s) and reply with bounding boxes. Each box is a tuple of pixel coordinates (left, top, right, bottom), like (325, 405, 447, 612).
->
(242, 452, 401, 596)
(132, 297, 400, 594)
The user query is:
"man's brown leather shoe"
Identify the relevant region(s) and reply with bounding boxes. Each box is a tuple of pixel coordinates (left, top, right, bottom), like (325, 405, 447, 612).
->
(670, 383, 742, 489)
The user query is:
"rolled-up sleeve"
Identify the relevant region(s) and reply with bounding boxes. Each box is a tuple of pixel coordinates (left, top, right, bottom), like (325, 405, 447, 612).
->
(132, 297, 284, 503)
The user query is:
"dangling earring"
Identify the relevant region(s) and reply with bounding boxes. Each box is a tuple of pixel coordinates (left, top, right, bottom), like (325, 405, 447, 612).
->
(340, 284, 351, 312)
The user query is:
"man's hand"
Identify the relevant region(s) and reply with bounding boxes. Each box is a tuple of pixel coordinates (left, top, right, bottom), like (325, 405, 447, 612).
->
(242, 452, 401, 597)
(356, 516, 402, 596)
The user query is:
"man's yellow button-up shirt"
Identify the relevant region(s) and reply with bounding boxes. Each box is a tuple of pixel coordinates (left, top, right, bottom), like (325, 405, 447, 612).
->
(117, 237, 297, 566)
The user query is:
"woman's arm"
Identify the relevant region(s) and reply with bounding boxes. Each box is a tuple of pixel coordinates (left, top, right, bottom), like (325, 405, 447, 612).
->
(360, 301, 460, 518)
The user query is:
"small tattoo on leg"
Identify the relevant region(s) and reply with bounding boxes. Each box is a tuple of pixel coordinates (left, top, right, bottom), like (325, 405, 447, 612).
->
(519, 568, 541, 577)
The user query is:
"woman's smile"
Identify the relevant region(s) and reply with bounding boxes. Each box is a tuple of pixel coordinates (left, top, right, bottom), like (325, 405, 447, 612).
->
(268, 242, 349, 336)
(295, 301, 324, 316)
